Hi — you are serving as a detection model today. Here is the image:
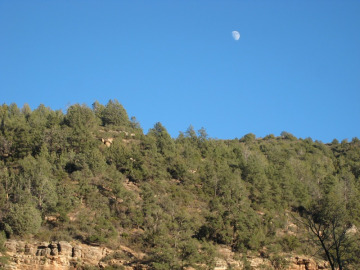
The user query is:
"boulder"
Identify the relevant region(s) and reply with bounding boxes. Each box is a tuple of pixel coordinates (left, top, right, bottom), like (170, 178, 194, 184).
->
(82, 245, 105, 263)
(73, 245, 82, 258)
(5, 240, 18, 253)
(24, 244, 36, 255)
(287, 256, 329, 270)
(58, 241, 73, 257)
(44, 248, 51, 256)
(49, 242, 58, 256)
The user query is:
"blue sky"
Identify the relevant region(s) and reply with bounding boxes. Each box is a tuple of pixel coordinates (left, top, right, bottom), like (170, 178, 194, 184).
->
(1, 1, 359, 142)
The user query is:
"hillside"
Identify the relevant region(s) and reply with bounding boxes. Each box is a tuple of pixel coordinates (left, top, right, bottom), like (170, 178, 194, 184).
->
(0, 100, 359, 269)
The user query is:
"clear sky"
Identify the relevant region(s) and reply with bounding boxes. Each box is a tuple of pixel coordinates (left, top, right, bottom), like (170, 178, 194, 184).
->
(1, 1, 359, 142)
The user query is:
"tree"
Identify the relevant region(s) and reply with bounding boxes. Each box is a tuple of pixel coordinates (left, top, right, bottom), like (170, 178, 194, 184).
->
(1, 103, 31, 158)
(64, 104, 99, 151)
(3, 203, 42, 236)
(130, 116, 141, 130)
(21, 103, 32, 119)
(240, 133, 256, 143)
(64, 104, 99, 131)
(18, 148, 58, 212)
(280, 131, 297, 140)
(148, 122, 174, 156)
(295, 186, 359, 270)
(92, 100, 105, 120)
(101, 99, 129, 127)
(185, 125, 197, 140)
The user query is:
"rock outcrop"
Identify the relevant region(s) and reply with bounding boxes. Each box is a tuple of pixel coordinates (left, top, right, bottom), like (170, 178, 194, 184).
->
(288, 256, 329, 270)
(213, 246, 329, 270)
(101, 137, 114, 147)
(2, 240, 144, 270)
(1, 240, 329, 270)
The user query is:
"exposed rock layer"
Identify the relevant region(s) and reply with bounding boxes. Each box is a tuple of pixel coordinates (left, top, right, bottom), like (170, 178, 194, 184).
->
(2, 240, 144, 269)
(1, 240, 329, 270)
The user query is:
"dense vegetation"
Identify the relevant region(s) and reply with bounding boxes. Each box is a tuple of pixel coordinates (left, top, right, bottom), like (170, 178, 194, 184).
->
(0, 100, 359, 269)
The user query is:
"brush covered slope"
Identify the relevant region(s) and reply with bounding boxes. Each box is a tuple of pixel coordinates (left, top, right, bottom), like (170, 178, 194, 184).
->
(0, 101, 359, 269)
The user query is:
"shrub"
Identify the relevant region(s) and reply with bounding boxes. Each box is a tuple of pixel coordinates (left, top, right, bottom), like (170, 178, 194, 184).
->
(3, 204, 42, 236)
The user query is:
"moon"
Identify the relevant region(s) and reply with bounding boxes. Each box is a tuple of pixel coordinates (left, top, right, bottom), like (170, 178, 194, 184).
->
(232, 31, 240, 41)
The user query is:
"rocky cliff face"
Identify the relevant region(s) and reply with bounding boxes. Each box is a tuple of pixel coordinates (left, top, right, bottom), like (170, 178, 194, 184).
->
(2, 240, 146, 269)
(213, 247, 329, 270)
(1, 240, 329, 270)
(287, 257, 328, 270)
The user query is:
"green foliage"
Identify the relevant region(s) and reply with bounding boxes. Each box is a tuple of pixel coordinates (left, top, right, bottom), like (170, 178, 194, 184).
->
(0, 101, 359, 268)
(64, 104, 99, 130)
(101, 99, 130, 127)
(296, 180, 359, 270)
(279, 235, 300, 252)
(269, 254, 289, 270)
(280, 131, 297, 141)
(240, 133, 256, 143)
(148, 122, 174, 156)
(3, 203, 42, 236)
(64, 104, 99, 153)
(0, 252, 9, 269)
(0, 230, 6, 252)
